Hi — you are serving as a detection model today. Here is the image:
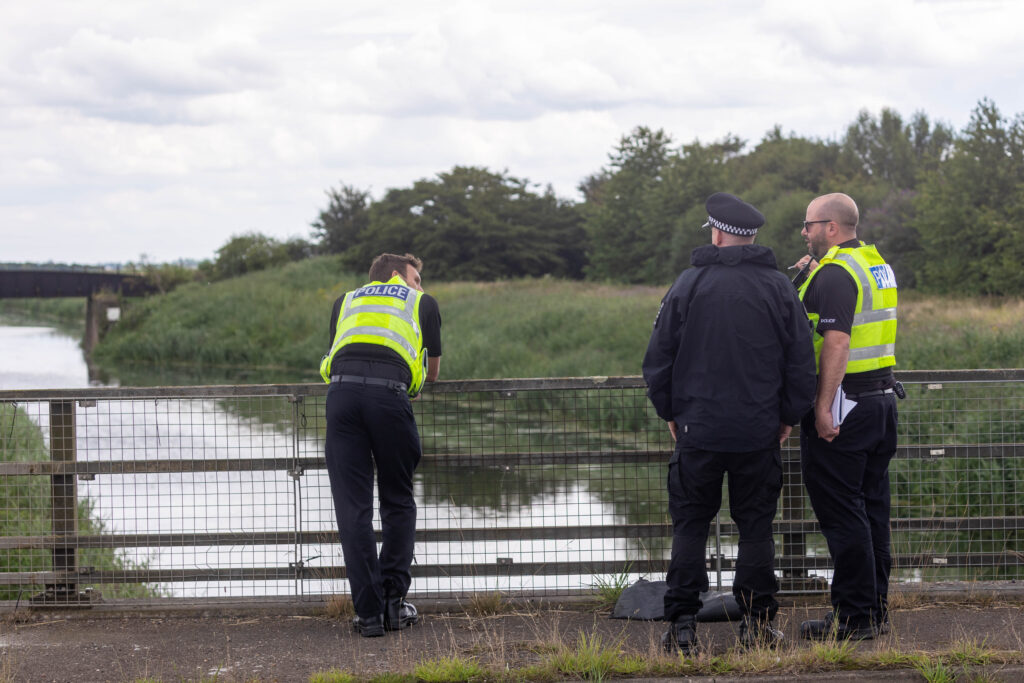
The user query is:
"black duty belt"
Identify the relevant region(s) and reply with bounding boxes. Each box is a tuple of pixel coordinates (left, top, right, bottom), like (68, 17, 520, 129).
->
(844, 388, 894, 400)
(330, 375, 408, 394)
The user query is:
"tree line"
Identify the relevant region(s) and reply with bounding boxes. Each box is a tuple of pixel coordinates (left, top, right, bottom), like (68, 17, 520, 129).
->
(206, 98, 1024, 295)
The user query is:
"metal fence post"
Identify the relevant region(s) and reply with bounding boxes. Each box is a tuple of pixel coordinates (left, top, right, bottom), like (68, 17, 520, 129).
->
(290, 394, 305, 598)
(36, 399, 82, 603)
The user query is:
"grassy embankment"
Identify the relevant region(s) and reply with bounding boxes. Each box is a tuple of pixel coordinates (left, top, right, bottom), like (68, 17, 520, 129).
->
(91, 256, 667, 380)
(86, 255, 1024, 378)
(0, 403, 155, 600)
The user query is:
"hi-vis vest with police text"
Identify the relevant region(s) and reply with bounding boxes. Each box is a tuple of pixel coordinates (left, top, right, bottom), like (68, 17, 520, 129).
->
(797, 242, 897, 374)
(319, 274, 427, 396)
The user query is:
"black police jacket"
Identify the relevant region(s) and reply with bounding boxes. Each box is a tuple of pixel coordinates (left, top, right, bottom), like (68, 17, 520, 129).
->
(642, 244, 817, 452)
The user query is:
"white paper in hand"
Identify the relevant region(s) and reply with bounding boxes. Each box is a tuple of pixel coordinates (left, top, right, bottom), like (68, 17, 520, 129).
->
(830, 387, 858, 428)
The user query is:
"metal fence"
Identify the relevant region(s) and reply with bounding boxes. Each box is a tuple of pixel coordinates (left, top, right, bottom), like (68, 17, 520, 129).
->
(1, 370, 1022, 607)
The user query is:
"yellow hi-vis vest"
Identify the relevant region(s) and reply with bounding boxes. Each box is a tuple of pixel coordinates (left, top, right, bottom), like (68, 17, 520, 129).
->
(319, 274, 427, 396)
(798, 242, 898, 374)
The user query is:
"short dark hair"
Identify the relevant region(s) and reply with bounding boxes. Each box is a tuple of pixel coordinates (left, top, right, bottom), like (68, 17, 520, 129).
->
(368, 253, 423, 283)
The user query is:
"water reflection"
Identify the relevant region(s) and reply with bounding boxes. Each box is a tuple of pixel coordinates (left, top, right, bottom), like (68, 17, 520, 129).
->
(1, 323, 677, 598)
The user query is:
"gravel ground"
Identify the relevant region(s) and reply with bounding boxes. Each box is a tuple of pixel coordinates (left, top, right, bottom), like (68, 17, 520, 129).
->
(2, 599, 1024, 682)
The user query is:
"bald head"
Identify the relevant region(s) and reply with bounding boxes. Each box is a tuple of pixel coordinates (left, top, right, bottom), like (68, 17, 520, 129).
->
(810, 193, 859, 232)
(802, 192, 860, 259)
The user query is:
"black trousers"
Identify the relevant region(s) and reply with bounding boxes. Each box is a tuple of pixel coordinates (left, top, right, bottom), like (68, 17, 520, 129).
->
(324, 381, 421, 619)
(801, 393, 898, 629)
(664, 445, 783, 623)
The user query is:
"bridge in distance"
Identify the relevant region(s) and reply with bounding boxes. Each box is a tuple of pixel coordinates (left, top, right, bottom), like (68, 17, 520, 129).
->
(0, 266, 157, 351)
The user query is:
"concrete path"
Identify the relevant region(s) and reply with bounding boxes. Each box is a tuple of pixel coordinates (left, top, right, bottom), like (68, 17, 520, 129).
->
(2, 596, 1023, 682)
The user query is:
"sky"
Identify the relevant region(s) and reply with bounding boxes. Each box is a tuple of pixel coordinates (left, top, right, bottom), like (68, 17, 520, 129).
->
(2, 0, 1023, 265)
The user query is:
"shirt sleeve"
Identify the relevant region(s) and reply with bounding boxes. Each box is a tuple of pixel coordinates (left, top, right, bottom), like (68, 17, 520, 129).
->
(804, 264, 857, 335)
(328, 297, 343, 348)
(419, 294, 443, 357)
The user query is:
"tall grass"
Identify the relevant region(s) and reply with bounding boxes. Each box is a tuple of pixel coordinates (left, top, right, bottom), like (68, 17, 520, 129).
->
(898, 293, 1024, 369)
(88, 258, 1024, 381)
(93, 258, 667, 380)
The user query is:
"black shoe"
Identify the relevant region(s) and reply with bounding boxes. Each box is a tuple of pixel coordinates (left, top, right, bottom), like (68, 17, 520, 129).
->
(875, 616, 890, 635)
(384, 597, 419, 631)
(352, 614, 385, 638)
(739, 616, 784, 649)
(800, 613, 875, 641)
(662, 616, 698, 655)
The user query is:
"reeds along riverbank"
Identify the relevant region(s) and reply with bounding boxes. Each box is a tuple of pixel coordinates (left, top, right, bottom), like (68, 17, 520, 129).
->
(21, 255, 1023, 378)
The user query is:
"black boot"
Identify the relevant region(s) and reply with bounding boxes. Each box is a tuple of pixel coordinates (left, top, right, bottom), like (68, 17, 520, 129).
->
(662, 615, 698, 655)
(800, 612, 875, 641)
(384, 597, 420, 631)
(351, 614, 384, 637)
(739, 615, 784, 649)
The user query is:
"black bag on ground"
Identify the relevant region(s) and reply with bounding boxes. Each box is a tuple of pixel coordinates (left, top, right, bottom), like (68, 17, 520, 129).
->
(610, 578, 742, 622)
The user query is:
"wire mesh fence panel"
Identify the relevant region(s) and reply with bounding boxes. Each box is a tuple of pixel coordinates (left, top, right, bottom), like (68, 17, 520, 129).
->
(1, 391, 302, 603)
(296, 382, 677, 599)
(887, 379, 1024, 584)
(2, 371, 1022, 606)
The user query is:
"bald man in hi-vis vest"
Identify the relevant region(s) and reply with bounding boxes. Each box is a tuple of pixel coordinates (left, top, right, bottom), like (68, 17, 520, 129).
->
(794, 193, 902, 642)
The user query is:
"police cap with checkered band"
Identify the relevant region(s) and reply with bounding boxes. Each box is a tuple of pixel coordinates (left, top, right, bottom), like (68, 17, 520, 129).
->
(701, 192, 765, 236)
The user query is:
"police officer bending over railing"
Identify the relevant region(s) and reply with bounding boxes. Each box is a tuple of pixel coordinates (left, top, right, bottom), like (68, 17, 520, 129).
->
(320, 252, 442, 638)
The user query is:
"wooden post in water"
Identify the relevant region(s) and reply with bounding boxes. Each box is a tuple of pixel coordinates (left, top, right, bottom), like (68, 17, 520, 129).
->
(84, 295, 100, 354)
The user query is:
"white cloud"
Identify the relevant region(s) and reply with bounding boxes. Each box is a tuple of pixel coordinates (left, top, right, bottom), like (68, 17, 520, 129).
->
(1, 0, 1024, 263)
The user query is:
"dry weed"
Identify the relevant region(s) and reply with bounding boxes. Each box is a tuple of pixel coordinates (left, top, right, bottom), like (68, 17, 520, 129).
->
(465, 591, 508, 617)
(0, 651, 15, 683)
(889, 589, 930, 611)
(323, 594, 355, 620)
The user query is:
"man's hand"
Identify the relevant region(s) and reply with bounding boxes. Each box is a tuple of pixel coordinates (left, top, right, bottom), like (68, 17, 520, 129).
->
(815, 404, 839, 442)
(790, 255, 819, 272)
(667, 420, 678, 442)
(778, 423, 793, 445)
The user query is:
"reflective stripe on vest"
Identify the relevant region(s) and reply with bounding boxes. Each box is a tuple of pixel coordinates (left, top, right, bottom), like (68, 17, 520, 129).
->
(798, 242, 898, 374)
(319, 274, 426, 395)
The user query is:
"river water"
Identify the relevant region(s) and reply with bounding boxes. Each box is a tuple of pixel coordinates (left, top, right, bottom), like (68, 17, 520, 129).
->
(0, 323, 655, 599)
(0, 325, 98, 391)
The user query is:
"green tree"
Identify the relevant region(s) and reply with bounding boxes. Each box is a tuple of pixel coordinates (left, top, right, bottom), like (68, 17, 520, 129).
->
(728, 128, 840, 268)
(349, 167, 585, 280)
(914, 99, 1024, 294)
(839, 108, 953, 189)
(582, 127, 741, 283)
(310, 184, 371, 255)
(859, 189, 921, 288)
(731, 125, 839, 195)
(582, 127, 673, 282)
(211, 232, 292, 280)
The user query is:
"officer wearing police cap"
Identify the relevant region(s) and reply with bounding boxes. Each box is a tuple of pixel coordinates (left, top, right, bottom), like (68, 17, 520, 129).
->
(643, 192, 816, 654)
